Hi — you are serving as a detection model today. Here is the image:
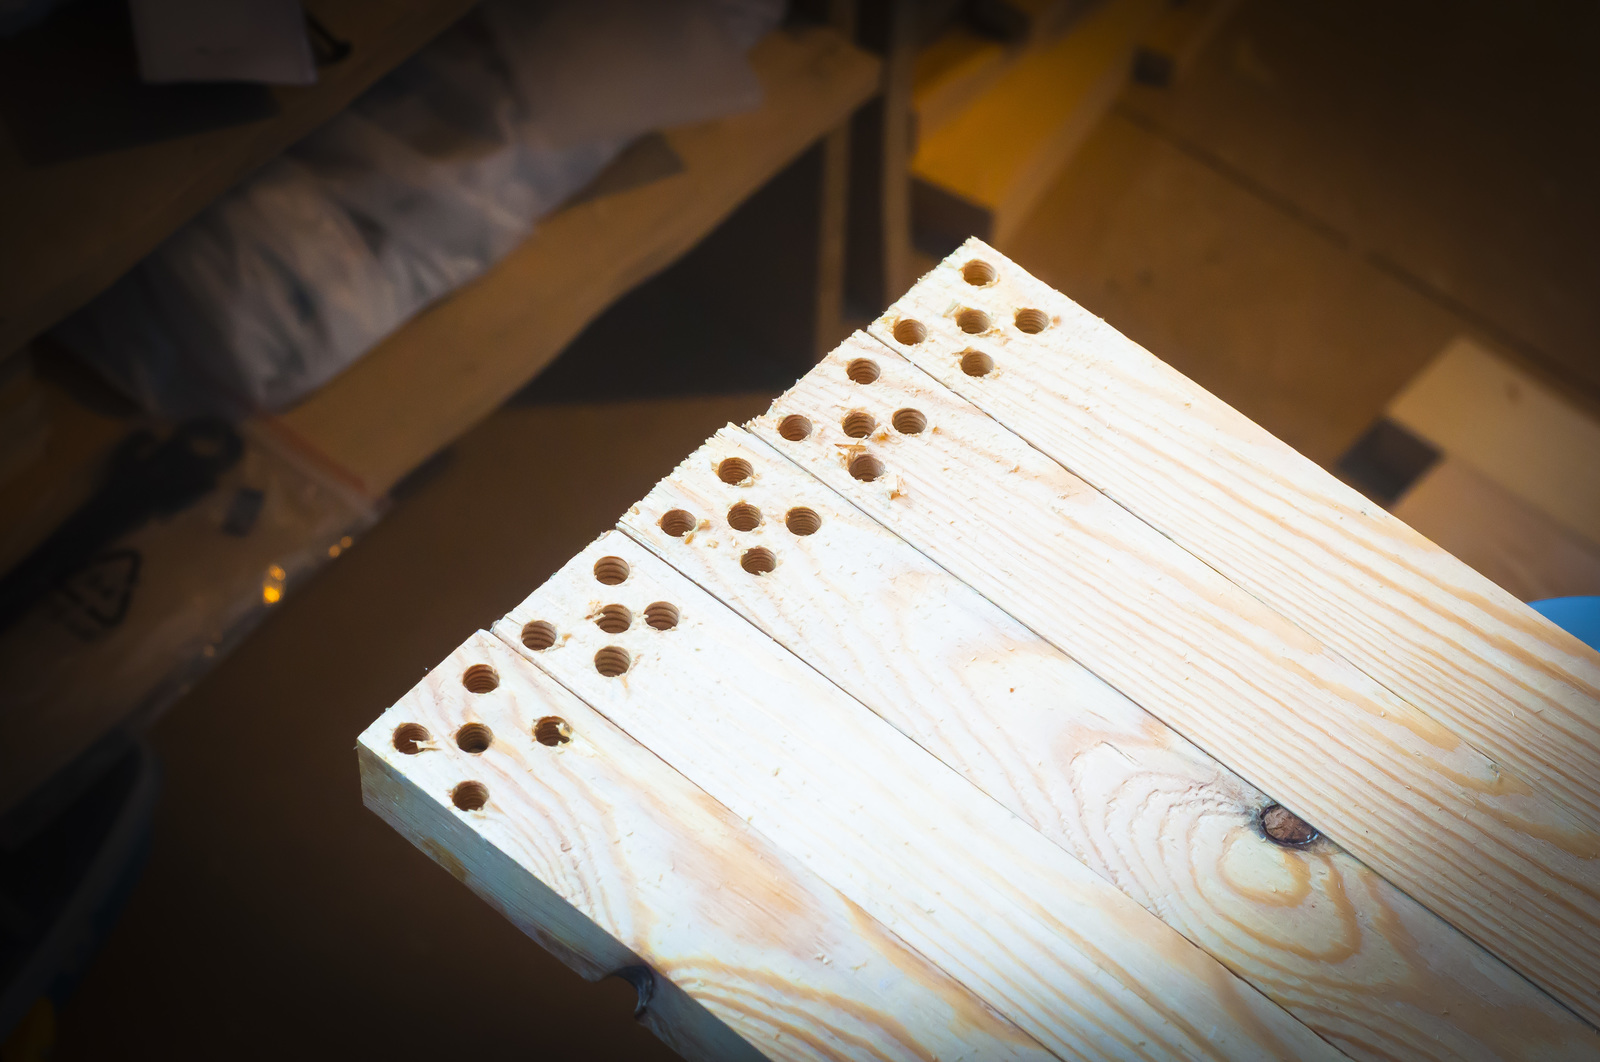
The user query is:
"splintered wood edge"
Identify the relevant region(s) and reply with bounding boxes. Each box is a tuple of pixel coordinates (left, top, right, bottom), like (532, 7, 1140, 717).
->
(743, 329, 1600, 1026)
(870, 237, 1600, 837)
(357, 631, 1048, 1062)
(616, 423, 1600, 1060)
(491, 529, 1342, 1062)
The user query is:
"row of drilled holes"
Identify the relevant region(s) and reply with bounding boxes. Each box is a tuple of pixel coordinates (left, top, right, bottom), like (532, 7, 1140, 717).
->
(594, 602, 680, 634)
(777, 397, 923, 449)
(891, 305, 1044, 346)
(697, 500, 822, 536)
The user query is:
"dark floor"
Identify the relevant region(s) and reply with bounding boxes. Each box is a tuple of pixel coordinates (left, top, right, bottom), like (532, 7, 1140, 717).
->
(51, 1, 1600, 1057)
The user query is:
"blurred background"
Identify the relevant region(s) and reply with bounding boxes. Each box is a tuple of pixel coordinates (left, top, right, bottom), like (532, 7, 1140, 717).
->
(1, 0, 1597, 1057)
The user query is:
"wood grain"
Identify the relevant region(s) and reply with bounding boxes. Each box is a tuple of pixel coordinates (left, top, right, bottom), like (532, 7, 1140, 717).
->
(746, 332, 1600, 1025)
(358, 631, 1049, 1062)
(489, 531, 1340, 1062)
(616, 425, 1600, 1061)
(864, 240, 1600, 843)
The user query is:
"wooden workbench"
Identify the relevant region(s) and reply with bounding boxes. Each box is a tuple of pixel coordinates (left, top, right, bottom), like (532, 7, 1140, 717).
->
(372, 238, 1599, 1059)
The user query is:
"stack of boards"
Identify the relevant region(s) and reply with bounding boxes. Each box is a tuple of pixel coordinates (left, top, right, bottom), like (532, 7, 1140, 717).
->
(358, 239, 1600, 1061)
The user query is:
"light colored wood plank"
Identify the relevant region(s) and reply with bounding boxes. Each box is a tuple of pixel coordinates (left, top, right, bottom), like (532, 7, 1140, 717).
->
(273, 26, 880, 497)
(1393, 458, 1600, 604)
(909, 0, 1163, 247)
(359, 630, 1046, 1062)
(1388, 337, 1600, 546)
(870, 238, 1600, 831)
(747, 331, 1600, 1025)
(618, 424, 1600, 1062)
(0, 0, 480, 358)
(491, 531, 1341, 1062)
(866, 241, 1600, 857)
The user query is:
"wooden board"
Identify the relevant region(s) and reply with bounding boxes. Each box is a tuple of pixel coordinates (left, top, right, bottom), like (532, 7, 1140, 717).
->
(274, 25, 879, 498)
(488, 531, 1341, 1062)
(616, 425, 1600, 1062)
(358, 631, 1048, 1062)
(749, 330, 1600, 1026)
(866, 241, 1600, 851)
(359, 244, 1600, 1058)
(0, 0, 480, 359)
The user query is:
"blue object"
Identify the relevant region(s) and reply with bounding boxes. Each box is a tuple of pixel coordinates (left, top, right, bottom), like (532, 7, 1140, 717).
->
(1530, 596, 1600, 652)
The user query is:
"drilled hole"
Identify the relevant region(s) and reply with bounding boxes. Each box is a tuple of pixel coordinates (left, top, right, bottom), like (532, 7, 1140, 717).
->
(961, 259, 996, 285)
(594, 556, 630, 585)
(740, 547, 776, 575)
(521, 620, 556, 650)
(455, 723, 493, 754)
(534, 716, 572, 747)
(778, 414, 813, 441)
(452, 781, 488, 811)
(956, 308, 991, 334)
(717, 457, 753, 485)
(462, 664, 499, 694)
(595, 604, 632, 634)
(727, 502, 761, 532)
(846, 358, 881, 384)
(644, 601, 680, 630)
(892, 408, 927, 434)
(594, 646, 631, 677)
(842, 410, 876, 438)
(785, 507, 820, 536)
(849, 454, 884, 482)
(960, 350, 995, 377)
(1014, 308, 1050, 334)
(891, 318, 927, 344)
(392, 723, 430, 754)
(659, 509, 696, 537)
(1261, 804, 1319, 847)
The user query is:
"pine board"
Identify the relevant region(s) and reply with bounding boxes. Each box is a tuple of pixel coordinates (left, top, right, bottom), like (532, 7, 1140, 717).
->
(489, 532, 1338, 1062)
(357, 632, 1044, 1062)
(357, 245, 1600, 1058)
(865, 241, 1600, 839)
(747, 331, 1600, 1025)
(616, 425, 1599, 1062)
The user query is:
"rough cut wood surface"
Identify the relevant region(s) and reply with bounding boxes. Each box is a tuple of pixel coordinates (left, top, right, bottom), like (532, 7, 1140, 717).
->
(747, 332, 1600, 1026)
(867, 240, 1600, 842)
(492, 532, 1341, 1062)
(617, 426, 1600, 1062)
(357, 632, 1048, 1061)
